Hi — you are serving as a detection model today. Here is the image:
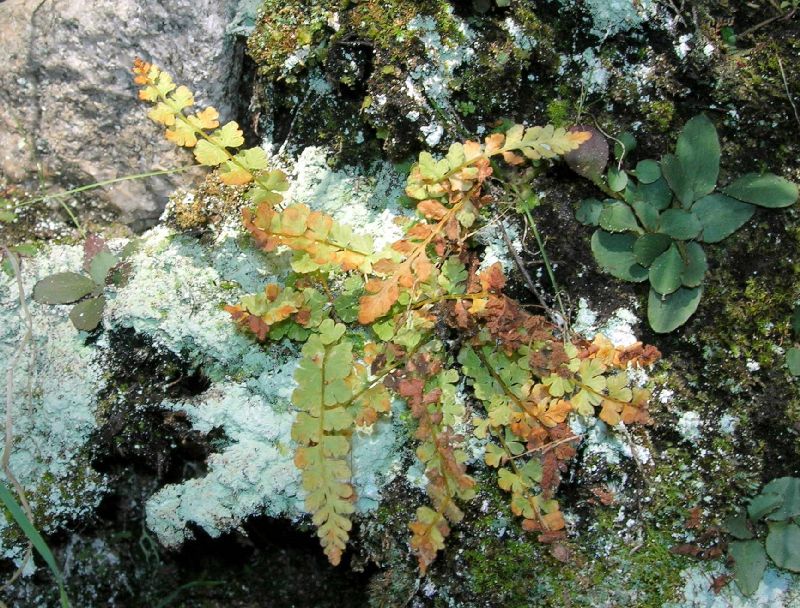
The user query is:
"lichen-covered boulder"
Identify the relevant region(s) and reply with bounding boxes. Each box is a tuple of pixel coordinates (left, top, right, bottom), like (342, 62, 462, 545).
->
(0, 143, 411, 568)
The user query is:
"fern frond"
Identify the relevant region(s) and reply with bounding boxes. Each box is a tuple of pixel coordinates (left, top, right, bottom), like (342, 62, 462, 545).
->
(291, 328, 357, 566)
(225, 284, 327, 341)
(405, 123, 591, 201)
(243, 203, 375, 273)
(133, 58, 289, 203)
(357, 210, 455, 325)
(387, 354, 475, 571)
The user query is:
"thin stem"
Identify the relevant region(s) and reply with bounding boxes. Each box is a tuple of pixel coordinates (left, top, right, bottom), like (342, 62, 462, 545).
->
(18, 166, 195, 207)
(488, 161, 569, 332)
(474, 347, 541, 421)
(496, 219, 557, 321)
(15, 165, 196, 237)
(776, 54, 800, 130)
(520, 206, 569, 334)
(57, 201, 85, 238)
(509, 434, 582, 460)
(411, 291, 490, 310)
(740, 7, 796, 38)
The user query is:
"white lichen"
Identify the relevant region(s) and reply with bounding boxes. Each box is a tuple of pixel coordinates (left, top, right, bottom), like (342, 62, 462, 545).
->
(675, 34, 693, 59)
(677, 411, 703, 444)
(282, 145, 409, 252)
(474, 218, 522, 274)
(570, 417, 651, 466)
(719, 413, 738, 435)
(571, 298, 640, 347)
(504, 17, 536, 52)
(560, 0, 657, 38)
(403, 9, 475, 143)
(667, 564, 800, 608)
(0, 246, 107, 568)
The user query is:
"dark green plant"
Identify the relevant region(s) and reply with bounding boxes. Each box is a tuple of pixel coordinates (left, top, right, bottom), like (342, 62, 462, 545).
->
(787, 305, 800, 375)
(574, 115, 799, 332)
(32, 236, 136, 331)
(725, 477, 800, 596)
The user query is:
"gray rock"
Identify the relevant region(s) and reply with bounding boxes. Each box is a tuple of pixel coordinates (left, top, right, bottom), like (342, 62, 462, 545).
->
(0, 0, 243, 227)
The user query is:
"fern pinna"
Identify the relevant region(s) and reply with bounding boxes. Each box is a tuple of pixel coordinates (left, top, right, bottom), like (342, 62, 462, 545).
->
(136, 61, 661, 572)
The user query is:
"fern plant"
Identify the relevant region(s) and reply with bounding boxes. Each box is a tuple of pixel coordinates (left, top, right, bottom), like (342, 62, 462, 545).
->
(135, 61, 661, 572)
(132, 58, 289, 204)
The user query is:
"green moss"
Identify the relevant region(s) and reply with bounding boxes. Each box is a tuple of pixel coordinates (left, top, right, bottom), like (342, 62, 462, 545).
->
(248, 0, 461, 82)
(546, 98, 572, 127)
(463, 502, 689, 606)
(697, 217, 800, 375)
(645, 100, 675, 132)
(465, 538, 555, 608)
(246, 0, 337, 80)
(455, 5, 559, 124)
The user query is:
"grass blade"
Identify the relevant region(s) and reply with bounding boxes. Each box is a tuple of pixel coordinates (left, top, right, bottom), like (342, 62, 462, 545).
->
(0, 481, 71, 607)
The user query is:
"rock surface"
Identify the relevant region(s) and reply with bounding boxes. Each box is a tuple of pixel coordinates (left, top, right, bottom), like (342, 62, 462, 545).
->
(1, 0, 800, 606)
(0, 143, 408, 569)
(0, 0, 243, 226)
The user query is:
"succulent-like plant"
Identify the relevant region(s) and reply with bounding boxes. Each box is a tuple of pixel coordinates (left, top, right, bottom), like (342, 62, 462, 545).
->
(725, 476, 800, 596)
(574, 115, 799, 332)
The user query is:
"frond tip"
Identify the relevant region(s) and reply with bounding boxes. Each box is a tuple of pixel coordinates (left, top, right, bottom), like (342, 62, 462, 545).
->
(132, 58, 289, 203)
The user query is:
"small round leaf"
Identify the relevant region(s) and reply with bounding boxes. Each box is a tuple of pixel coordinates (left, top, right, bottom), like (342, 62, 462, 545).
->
(649, 244, 683, 295)
(765, 522, 800, 572)
(725, 510, 754, 540)
(639, 177, 673, 210)
(634, 233, 672, 267)
(748, 492, 784, 521)
(762, 477, 800, 521)
(33, 272, 96, 305)
(661, 153, 691, 208)
(599, 202, 642, 233)
(607, 168, 629, 192)
(591, 230, 648, 282)
(89, 251, 119, 286)
(791, 305, 800, 336)
(635, 159, 661, 184)
(576, 198, 606, 226)
(729, 540, 767, 597)
(632, 199, 660, 232)
(69, 295, 106, 331)
(681, 242, 707, 287)
(647, 286, 702, 333)
(658, 209, 702, 240)
(692, 194, 755, 243)
(673, 114, 721, 205)
(788, 348, 800, 376)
